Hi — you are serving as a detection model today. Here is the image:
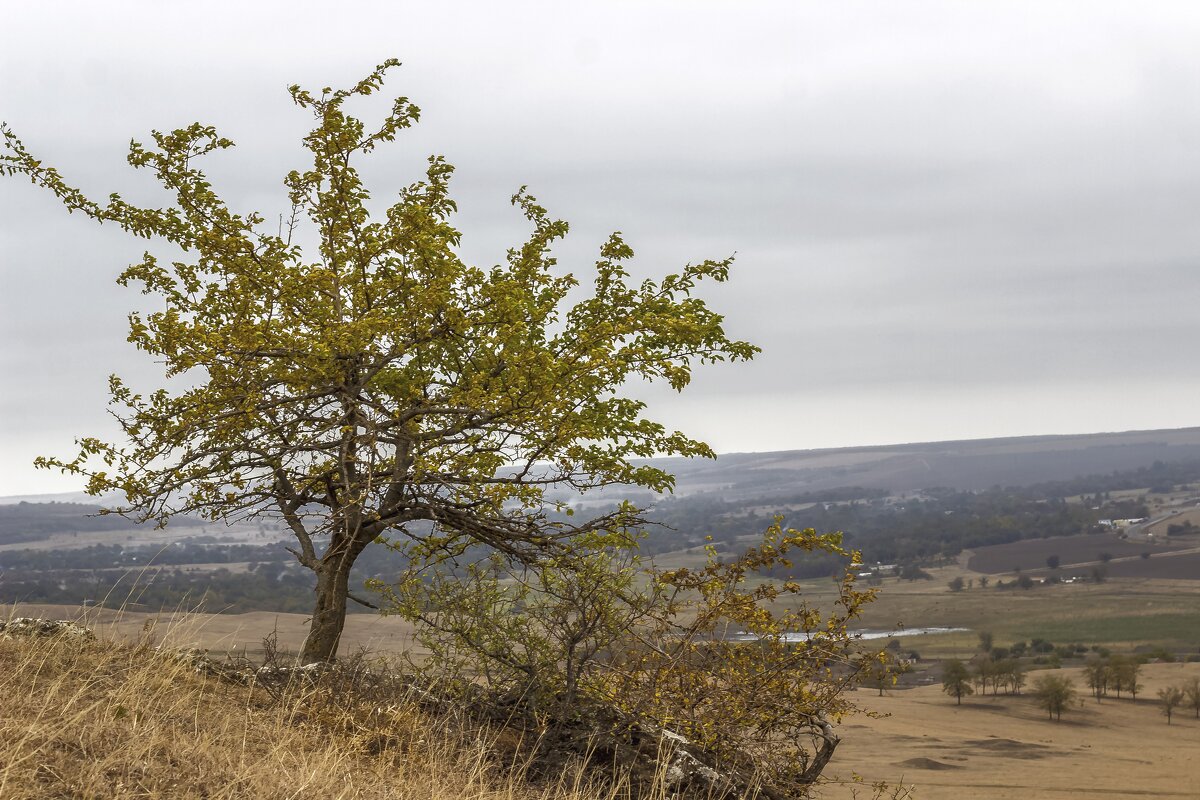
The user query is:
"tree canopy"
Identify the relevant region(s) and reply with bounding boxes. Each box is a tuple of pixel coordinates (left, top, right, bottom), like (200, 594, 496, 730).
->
(1, 60, 757, 662)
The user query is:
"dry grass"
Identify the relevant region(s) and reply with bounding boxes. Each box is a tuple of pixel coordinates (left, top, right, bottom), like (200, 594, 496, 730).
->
(822, 662, 1200, 799)
(0, 618, 649, 800)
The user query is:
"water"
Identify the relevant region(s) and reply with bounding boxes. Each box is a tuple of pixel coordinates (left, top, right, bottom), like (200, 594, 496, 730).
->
(731, 626, 968, 643)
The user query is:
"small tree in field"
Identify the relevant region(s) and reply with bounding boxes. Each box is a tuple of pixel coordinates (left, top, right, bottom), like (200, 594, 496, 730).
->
(1084, 657, 1109, 700)
(942, 659, 974, 705)
(1032, 674, 1075, 721)
(1, 62, 757, 664)
(1159, 686, 1184, 725)
(1184, 676, 1200, 718)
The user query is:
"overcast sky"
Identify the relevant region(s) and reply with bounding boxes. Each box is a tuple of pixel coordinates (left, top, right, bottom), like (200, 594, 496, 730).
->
(3, 2, 1200, 495)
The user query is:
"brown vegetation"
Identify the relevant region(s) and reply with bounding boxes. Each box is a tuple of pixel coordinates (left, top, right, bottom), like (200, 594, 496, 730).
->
(0, 619, 642, 800)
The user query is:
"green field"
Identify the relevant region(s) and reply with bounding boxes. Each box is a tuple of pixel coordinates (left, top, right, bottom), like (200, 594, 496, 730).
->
(783, 573, 1200, 658)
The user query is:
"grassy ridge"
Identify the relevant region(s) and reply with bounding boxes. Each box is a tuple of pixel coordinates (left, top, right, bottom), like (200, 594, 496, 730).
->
(0, 618, 641, 800)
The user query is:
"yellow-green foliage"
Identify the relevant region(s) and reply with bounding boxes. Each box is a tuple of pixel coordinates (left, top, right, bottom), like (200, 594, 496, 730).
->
(378, 520, 882, 795)
(1, 60, 756, 663)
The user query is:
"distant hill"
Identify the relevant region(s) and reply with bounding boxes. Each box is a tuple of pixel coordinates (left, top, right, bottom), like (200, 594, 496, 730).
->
(0, 491, 121, 506)
(9, 427, 1200, 509)
(629, 426, 1200, 501)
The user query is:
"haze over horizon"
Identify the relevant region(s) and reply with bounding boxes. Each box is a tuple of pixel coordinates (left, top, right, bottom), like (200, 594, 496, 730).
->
(4, 2, 1200, 495)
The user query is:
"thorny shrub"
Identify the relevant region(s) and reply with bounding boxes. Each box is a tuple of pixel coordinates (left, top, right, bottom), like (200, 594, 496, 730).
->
(370, 519, 889, 796)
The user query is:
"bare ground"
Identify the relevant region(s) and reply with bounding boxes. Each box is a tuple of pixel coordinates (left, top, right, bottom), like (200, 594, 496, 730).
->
(821, 662, 1200, 799)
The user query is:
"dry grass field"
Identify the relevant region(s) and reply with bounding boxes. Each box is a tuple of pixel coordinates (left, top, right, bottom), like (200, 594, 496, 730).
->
(7, 562, 1200, 800)
(965, 532, 1200, 575)
(822, 662, 1200, 799)
(0, 603, 423, 661)
(0, 621, 646, 800)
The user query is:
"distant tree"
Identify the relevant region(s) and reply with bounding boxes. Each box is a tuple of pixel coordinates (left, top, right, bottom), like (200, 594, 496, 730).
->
(979, 576, 990, 589)
(1099, 552, 1113, 563)
(1158, 686, 1184, 725)
(1017, 574, 1035, 590)
(1083, 657, 1109, 700)
(1141, 551, 1152, 560)
(1109, 655, 1140, 699)
(1032, 674, 1076, 721)
(1006, 660, 1026, 695)
(948, 576, 965, 592)
(973, 657, 995, 696)
(978, 631, 994, 653)
(942, 659, 974, 705)
(865, 656, 891, 698)
(1046, 555, 1061, 570)
(900, 564, 934, 581)
(866, 653, 910, 696)
(1182, 676, 1200, 719)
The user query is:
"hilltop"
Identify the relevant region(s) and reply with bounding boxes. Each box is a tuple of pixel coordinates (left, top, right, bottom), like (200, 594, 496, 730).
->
(642, 426, 1200, 500)
(0, 618, 644, 800)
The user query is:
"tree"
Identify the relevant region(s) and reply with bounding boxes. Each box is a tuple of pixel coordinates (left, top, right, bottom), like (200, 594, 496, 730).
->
(1084, 657, 1110, 700)
(1005, 660, 1026, 695)
(947, 576, 965, 592)
(1158, 686, 1184, 725)
(978, 630, 994, 653)
(1046, 554, 1061, 570)
(1, 62, 757, 663)
(1032, 674, 1076, 721)
(1108, 655, 1140, 699)
(942, 658, 974, 705)
(973, 656, 995, 696)
(1183, 676, 1200, 718)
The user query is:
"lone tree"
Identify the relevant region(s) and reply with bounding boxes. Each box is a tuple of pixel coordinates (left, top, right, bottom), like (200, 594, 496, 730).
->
(1, 61, 757, 663)
(1184, 676, 1200, 718)
(1158, 686, 1184, 725)
(941, 658, 974, 705)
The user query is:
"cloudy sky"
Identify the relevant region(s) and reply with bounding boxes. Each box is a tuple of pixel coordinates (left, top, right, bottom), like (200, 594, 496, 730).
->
(3, 2, 1200, 495)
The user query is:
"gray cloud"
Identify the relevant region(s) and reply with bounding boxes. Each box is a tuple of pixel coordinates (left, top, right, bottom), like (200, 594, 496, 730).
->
(3, 1, 1200, 493)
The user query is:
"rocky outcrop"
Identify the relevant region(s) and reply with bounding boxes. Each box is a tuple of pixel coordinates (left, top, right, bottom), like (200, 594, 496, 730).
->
(0, 617, 96, 641)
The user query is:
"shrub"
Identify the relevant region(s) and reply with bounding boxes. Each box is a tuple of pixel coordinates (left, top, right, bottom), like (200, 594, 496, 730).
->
(375, 520, 879, 796)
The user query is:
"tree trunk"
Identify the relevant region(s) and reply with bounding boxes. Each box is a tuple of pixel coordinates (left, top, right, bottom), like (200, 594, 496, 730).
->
(301, 560, 352, 663)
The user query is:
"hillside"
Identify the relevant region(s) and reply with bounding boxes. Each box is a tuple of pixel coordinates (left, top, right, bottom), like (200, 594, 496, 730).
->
(0, 619, 638, 800)
(13, 427, 1200, 510)
(648, 426, 1200, 500)
(6, 427, 1200, 613)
